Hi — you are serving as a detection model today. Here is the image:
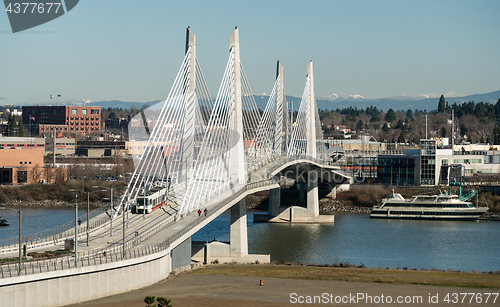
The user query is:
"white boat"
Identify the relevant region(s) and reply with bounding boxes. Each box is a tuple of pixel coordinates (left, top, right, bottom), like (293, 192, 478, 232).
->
(370, 190, 488, 220)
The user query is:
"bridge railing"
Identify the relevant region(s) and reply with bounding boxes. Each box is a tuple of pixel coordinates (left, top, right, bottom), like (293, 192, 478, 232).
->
(0, 179, 278, 279)
(0, 206, 114, 253)
(162, 178, 278, 247)
(0, 241, 167, 279)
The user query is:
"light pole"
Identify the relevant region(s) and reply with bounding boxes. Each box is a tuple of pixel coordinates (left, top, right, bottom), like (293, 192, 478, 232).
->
(70, 189, 101, 247)
(94, 184, 126, 236)
(94, 186, 115, 237)
(74, 194, 78, 267)
(123, 201, 126, 257)
(143, 179, 147, 219)
(18, 200, 21, 275)
(2, 202, 23, 275)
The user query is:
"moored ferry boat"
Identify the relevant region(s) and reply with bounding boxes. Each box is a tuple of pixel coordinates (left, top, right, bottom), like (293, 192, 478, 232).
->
(370, 190, 488, 220)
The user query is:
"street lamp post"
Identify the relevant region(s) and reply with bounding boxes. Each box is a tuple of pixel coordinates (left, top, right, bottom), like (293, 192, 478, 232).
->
(2, 203, 24, 275)
(2, 200, 24, 275)
(110, 187, 113, 236)
(123, 201, 126, 258)
(75, 194, 78, 267)
(93, 183, 127, 256)
(87, 192, 89, 246)
(70, 189, 101, 247)
(94, 186, 115, 237)
(143, 179, 146, 220)
(18, 202, 21, 275)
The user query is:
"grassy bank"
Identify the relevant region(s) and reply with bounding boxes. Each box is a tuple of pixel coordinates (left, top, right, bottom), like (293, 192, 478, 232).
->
(0, 250, 74, 264)
(189, 264, 500, 289)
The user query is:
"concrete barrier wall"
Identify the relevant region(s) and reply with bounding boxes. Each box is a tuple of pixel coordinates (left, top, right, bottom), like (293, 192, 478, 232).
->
(0, 249, 171, 307)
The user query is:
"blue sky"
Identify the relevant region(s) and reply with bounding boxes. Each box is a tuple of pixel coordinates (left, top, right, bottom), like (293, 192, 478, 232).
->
(1, 0, 499, 106)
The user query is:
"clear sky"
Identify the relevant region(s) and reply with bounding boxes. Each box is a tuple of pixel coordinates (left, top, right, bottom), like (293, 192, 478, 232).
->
(1, 0, 499, 106)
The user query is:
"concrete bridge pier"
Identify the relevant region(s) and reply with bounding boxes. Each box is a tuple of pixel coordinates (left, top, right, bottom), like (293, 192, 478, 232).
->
(331, 185, 337, 199)
(298, 181, 305, 202)
(268, 187, 281, 216)
(306, 171, 319, 217)
(230, 198, 248, 257)
(194, 198, 270, 264)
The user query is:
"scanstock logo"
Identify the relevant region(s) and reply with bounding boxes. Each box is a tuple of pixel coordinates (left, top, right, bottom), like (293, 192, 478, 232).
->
(4, 0, 79, 33)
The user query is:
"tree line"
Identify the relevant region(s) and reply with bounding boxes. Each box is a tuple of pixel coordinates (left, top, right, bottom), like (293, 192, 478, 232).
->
(319, 96, 500, 145)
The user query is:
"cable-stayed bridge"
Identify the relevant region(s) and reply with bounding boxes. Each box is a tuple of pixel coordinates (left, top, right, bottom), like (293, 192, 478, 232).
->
(0, 27, 351, 307)
(120, 26, 336, 221)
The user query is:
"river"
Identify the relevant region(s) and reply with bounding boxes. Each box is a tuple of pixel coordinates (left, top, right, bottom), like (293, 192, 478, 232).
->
(1, 207, 499, 273)
(193, 211, 500, 273)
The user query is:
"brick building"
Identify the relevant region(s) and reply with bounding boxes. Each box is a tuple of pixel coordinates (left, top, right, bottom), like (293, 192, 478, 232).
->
(22, 106, 102, 137)
(0, 146, 66, 184)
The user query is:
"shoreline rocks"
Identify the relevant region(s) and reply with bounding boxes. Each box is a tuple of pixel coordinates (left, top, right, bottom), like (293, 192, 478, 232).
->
(319, 199, 372, 213)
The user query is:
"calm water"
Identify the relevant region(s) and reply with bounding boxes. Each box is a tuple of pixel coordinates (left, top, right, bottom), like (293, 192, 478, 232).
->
(1, 207, 499, 272)
(193, 211, 500, 273)
(0, 206, 87, 242)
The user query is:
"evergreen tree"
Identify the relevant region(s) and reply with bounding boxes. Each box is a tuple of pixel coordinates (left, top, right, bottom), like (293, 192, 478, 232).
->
(493, 127, 500, 145)
(460, 123, 468, 136)
(438, 95, 446, 113)
(7, 113, 16, 136)
(397, 132, 405, 143)
(382, 123, 390, 133)
(384, 109, 396, 122)
(441, 127, 446, 138)
(370, 113, 380, 122)
(395, 119, 403, 130)
(356, 119, 363, 131)
(406, 109, 413, 118)
(18, 116, 25, 137)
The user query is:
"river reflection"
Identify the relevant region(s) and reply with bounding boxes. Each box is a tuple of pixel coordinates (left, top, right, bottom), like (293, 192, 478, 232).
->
(193, 211, 500, 273)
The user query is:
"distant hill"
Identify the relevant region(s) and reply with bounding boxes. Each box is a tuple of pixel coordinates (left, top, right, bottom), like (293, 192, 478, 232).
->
(17, 90, 499, 112)
(86, 100, 160, 110)
(313, 90, 500, 112)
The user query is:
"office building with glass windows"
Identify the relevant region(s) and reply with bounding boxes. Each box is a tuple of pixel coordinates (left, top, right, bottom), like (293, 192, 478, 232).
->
(376, 139, 500, 186)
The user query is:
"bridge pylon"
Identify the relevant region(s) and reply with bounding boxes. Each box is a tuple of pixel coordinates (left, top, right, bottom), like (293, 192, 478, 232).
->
(178, 26, 196, 185)
(229, 27, 246, 186)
